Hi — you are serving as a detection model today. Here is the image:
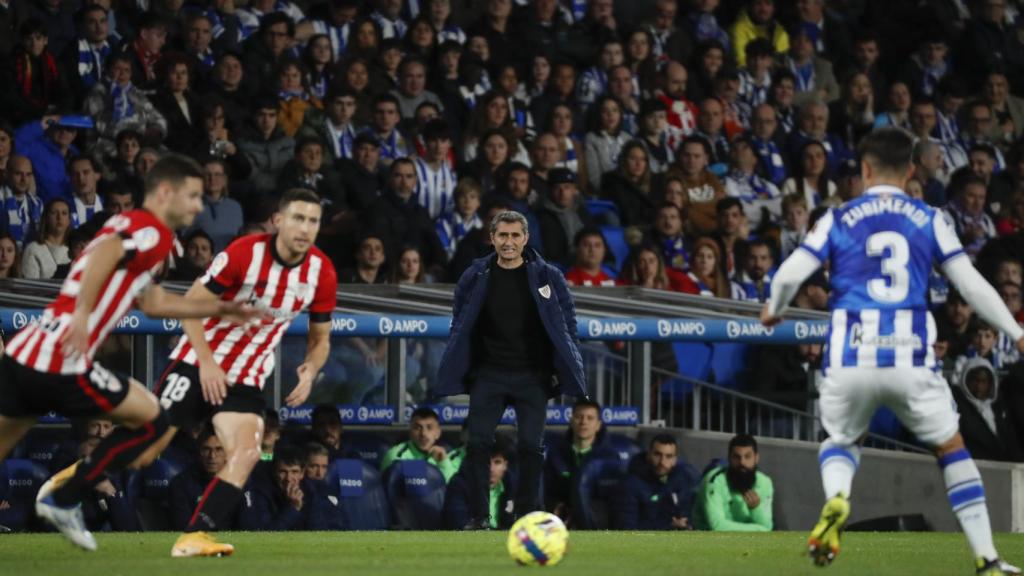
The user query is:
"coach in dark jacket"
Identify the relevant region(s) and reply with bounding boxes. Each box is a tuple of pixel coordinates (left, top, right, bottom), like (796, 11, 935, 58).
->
(435, 210, 587, 529)
(613, 434, 699, 530)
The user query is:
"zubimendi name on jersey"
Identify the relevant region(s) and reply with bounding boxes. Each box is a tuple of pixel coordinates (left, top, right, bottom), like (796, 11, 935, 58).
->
(839, 196, 930, 229)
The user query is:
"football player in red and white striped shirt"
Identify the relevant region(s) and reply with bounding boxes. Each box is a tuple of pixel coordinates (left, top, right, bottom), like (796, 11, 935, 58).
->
(153, 189, 337, 557)
(0, 155, 263, 551)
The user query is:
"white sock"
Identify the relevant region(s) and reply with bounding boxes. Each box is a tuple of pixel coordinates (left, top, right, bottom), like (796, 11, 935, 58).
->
(940, 449, 998, 561)
(818, 439, 859, 499)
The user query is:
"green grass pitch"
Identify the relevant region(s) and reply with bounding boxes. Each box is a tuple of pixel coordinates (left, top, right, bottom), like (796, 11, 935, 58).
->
(1, 531, 1022, 576)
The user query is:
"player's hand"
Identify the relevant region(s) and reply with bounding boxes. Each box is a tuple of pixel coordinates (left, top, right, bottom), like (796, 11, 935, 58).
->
(94, 479, 117, 497)
(219, 301, 269, 326)
(199, 361, 229, 405)
(60, 309, 91, 360)
(428, 445, 448, 461)
(760, 304, 782, 327)
(671, 516, 689, 529)
(286, 482, 303, 510)
(40, 114, 61, 129)
(742, 489, 761, 509)
(285, 362, 315, 407)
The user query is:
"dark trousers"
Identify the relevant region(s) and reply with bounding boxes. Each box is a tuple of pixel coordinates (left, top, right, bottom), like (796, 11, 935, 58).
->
(466, 367, 548, 522)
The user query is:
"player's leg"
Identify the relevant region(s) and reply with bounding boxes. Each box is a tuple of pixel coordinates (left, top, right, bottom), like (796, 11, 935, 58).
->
(896, 370, 1012, 575)
(171, 410, 262, 558)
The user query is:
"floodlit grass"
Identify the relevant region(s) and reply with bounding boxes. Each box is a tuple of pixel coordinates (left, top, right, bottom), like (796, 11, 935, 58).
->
(1, 530, 1021, 576)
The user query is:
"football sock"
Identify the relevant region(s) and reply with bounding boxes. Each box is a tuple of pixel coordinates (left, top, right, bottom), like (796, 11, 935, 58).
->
(52, 412, 170, 507)
(185, 476, 244, 532)
(817, 439, 859, 499)
(939, 449, 998, 561)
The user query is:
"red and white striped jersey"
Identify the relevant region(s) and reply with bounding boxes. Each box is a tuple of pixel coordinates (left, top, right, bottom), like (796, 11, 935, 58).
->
(7, 210, 174, 374)
(170, 233, 337, 388)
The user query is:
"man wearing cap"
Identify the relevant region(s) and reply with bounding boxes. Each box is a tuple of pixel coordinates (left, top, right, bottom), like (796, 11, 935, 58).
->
(14, 114, 86, 202)
(536, 168, 595, 267)
(437, 209, 587, 529)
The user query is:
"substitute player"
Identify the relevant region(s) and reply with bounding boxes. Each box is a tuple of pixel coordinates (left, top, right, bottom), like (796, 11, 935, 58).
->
(155, 189, 336, 557)
(761, 128, 1021, 576)
(0, 155, 262, 551)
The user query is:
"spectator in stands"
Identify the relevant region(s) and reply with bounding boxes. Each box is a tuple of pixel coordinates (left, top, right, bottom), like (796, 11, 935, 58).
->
(14, 115, 79, 203)
(3, 18, 70, 125)
(688, 40, 727, 104)
(828, 72, 875, 152)
(310, 404, 345, 460)
(461, 129, 510, 195)
(367, 157, 446, 272)
(537, 167, 594, 267)
(169, 428, 238, 531)
(530, 133, 562, 198)
(242, 12, 295, 93)
(685, 0, 729, 54)
(436, 178, 482, 260)
(783, 24, 839, 106)
(644, 0, 690, 65)
(958, 1, 1024, 92)
(737, 39, 775, 119)
(381, 407, 458, 482)
(912, 140, 948, 207)
(619, 243, 690, 292)
(694, 98, 730, 172)
(656, 61, 698, 135)
(118, 12, 168, 92)
(637, 99, 680, 175)
(693, 434, 773, 531)
(733, 239, 773, 302)
(368, 93, 411, 166)
(443, 436, 514, 530)
(181, 12, 217, 85)
(531, 61, 581, 137)
(20, 197, 69, 279)
(602, 140, 660, 229)
(577, 37, 623, 109)
(778, 193, 808, 260)
(61, 4, 113, 100)
(729, 0, 788, 67)
(151, 53, 204, 154)
(239, 96, 296, 196)
(946, 172, 996, 261)
(670, 136, 725, 236)
(276, 59, 322, 138)
(626, 28, 659, 100)
(959, 100, 1006, 172)
(240, 445, 329, 530)
(688, 235, 731, 298)
(565, 228, 616, 287)
(276, 137, 344, 213)
(952, 358, 1023, 462)
(413, 119, 456, 219)
(713, 197, 749, 277)
(982, 71, 1024, 146)
(724, 135, 781, 233)
(104, 187, 134, 215)
(613, 433, 699, 530)
(647, 202, 688, 272)
(900, 30, 951, 99)
(170, 229, 213, 281)
(781, 140, 836, 210)
(83, 52, 167, 156)
(338, 233, 386, 285)
(303, 442, 331, 485)
(545, 399, 617, 525)
(210, 53, 252, 131)
(584, 95, 631, 191)
(391, 57, 443, 120)
(769, 69, 798, 135)
(67, 155, 103, 228)
(749, 103, 788, 185)
(793, 0, 851, 69)
(189, 158, 243, 253)
(464, 91, 528, 166)
(0, 233, 20, 279)
(788, 100, 848, 179)
(446, 198, 513, 281)
(937, 289, 977, 359)
(297, 87, 362, 167)
(0, 155, 42, 248)
(337, 132, 385, 220)
(909, 99, 967, 182)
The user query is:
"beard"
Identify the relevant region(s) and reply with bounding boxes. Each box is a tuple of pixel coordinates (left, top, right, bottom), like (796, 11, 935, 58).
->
(726, 465, 757, 492)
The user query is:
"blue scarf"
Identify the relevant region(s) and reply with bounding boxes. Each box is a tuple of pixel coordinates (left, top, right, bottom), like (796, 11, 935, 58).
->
(77, 38, 110, 91)
(790, 58, 815, 93)
(1, 189, 42, 246)
(110, 82, 135, 123)
(278, 89, 308, 102)
(662, 236, 688, 271)
(752, 137, 786, 184)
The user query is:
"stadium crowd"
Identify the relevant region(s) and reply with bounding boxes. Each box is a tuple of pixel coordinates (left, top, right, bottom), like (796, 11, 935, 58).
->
(4, 0, 1024, 530)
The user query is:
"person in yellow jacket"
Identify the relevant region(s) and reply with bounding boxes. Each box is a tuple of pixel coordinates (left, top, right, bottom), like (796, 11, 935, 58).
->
(729, 0, 789, 67)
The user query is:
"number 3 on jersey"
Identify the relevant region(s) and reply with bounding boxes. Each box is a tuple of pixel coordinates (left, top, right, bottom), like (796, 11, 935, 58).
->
(866, 232, 910, 303)
(160, 373, 191, 409)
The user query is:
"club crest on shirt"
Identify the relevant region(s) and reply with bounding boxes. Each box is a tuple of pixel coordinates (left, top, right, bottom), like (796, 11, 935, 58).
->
(538, 285, 551, 299)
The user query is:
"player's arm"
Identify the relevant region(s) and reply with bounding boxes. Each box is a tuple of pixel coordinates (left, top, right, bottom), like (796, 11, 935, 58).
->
(136, 283, 258, 322)
(61, 235, 127, 357)
(284, 320, 331, 407)
(176, 279, 233, 405)
(942, 255, 1024, 344)
(760, 248, 822, 326)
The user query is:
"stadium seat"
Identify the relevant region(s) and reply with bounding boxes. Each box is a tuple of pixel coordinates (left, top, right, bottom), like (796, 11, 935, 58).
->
(586, 200, 620, 220)
(600, 226, 629, 273)
(0, 459, 49, 531)
(128, 458, 184, 531)
(573, 457, 625, 530)
(709, 343, 753, 390)
(344, 434, 392, 468)
(605, 434, 642, 470)
(383, 460, 447, 530)
(325, 459, 389, 530)
(663, 342, 714, 400)
(21, 429, 70, 470)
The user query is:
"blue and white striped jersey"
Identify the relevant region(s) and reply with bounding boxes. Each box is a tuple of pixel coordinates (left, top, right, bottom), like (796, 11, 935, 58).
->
(798, 185, 965, 371)
(413, 157, 456, 220)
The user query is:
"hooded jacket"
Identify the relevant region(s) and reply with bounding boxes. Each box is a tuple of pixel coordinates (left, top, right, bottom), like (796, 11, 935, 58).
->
(434, 247, 586, 399)
(952, 357, 1024, 462)
(612, 452, 700, 530)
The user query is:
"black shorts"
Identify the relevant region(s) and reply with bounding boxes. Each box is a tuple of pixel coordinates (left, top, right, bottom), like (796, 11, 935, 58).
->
(0, 356, 132, 419)
(156, 361, 266, 428)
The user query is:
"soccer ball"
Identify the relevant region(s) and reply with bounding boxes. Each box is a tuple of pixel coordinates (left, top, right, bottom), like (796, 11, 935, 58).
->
(506, 511, 569, 567)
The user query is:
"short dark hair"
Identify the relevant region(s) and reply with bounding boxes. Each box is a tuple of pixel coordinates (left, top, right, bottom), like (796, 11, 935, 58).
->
(278, 188, 322, 211)
(421, 119, 451, 142)
(649, 434, 677, 450)
(572, 399, 602, 416)
(185, 229, 213, 248)
(968, 142, 998, 161)
(295, 136, 324, 154)
(143, 153, 203, 196)
(373, 92, 400, 109)
(716, 196, 743, 214)
(311, 404, 342, 426)
(410, 407, 440, 423)
(857, 127, 915, 176)
(573, 226, 606, 249)
(19, 17, 46, 38)
(274, 444, 304, 468)
(68, 154, 102, 174)
(728, 434, 758, 454)
(679, 135, 712, 160)
(305, 442, 330, 460)
(260, 11, 294, 36)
